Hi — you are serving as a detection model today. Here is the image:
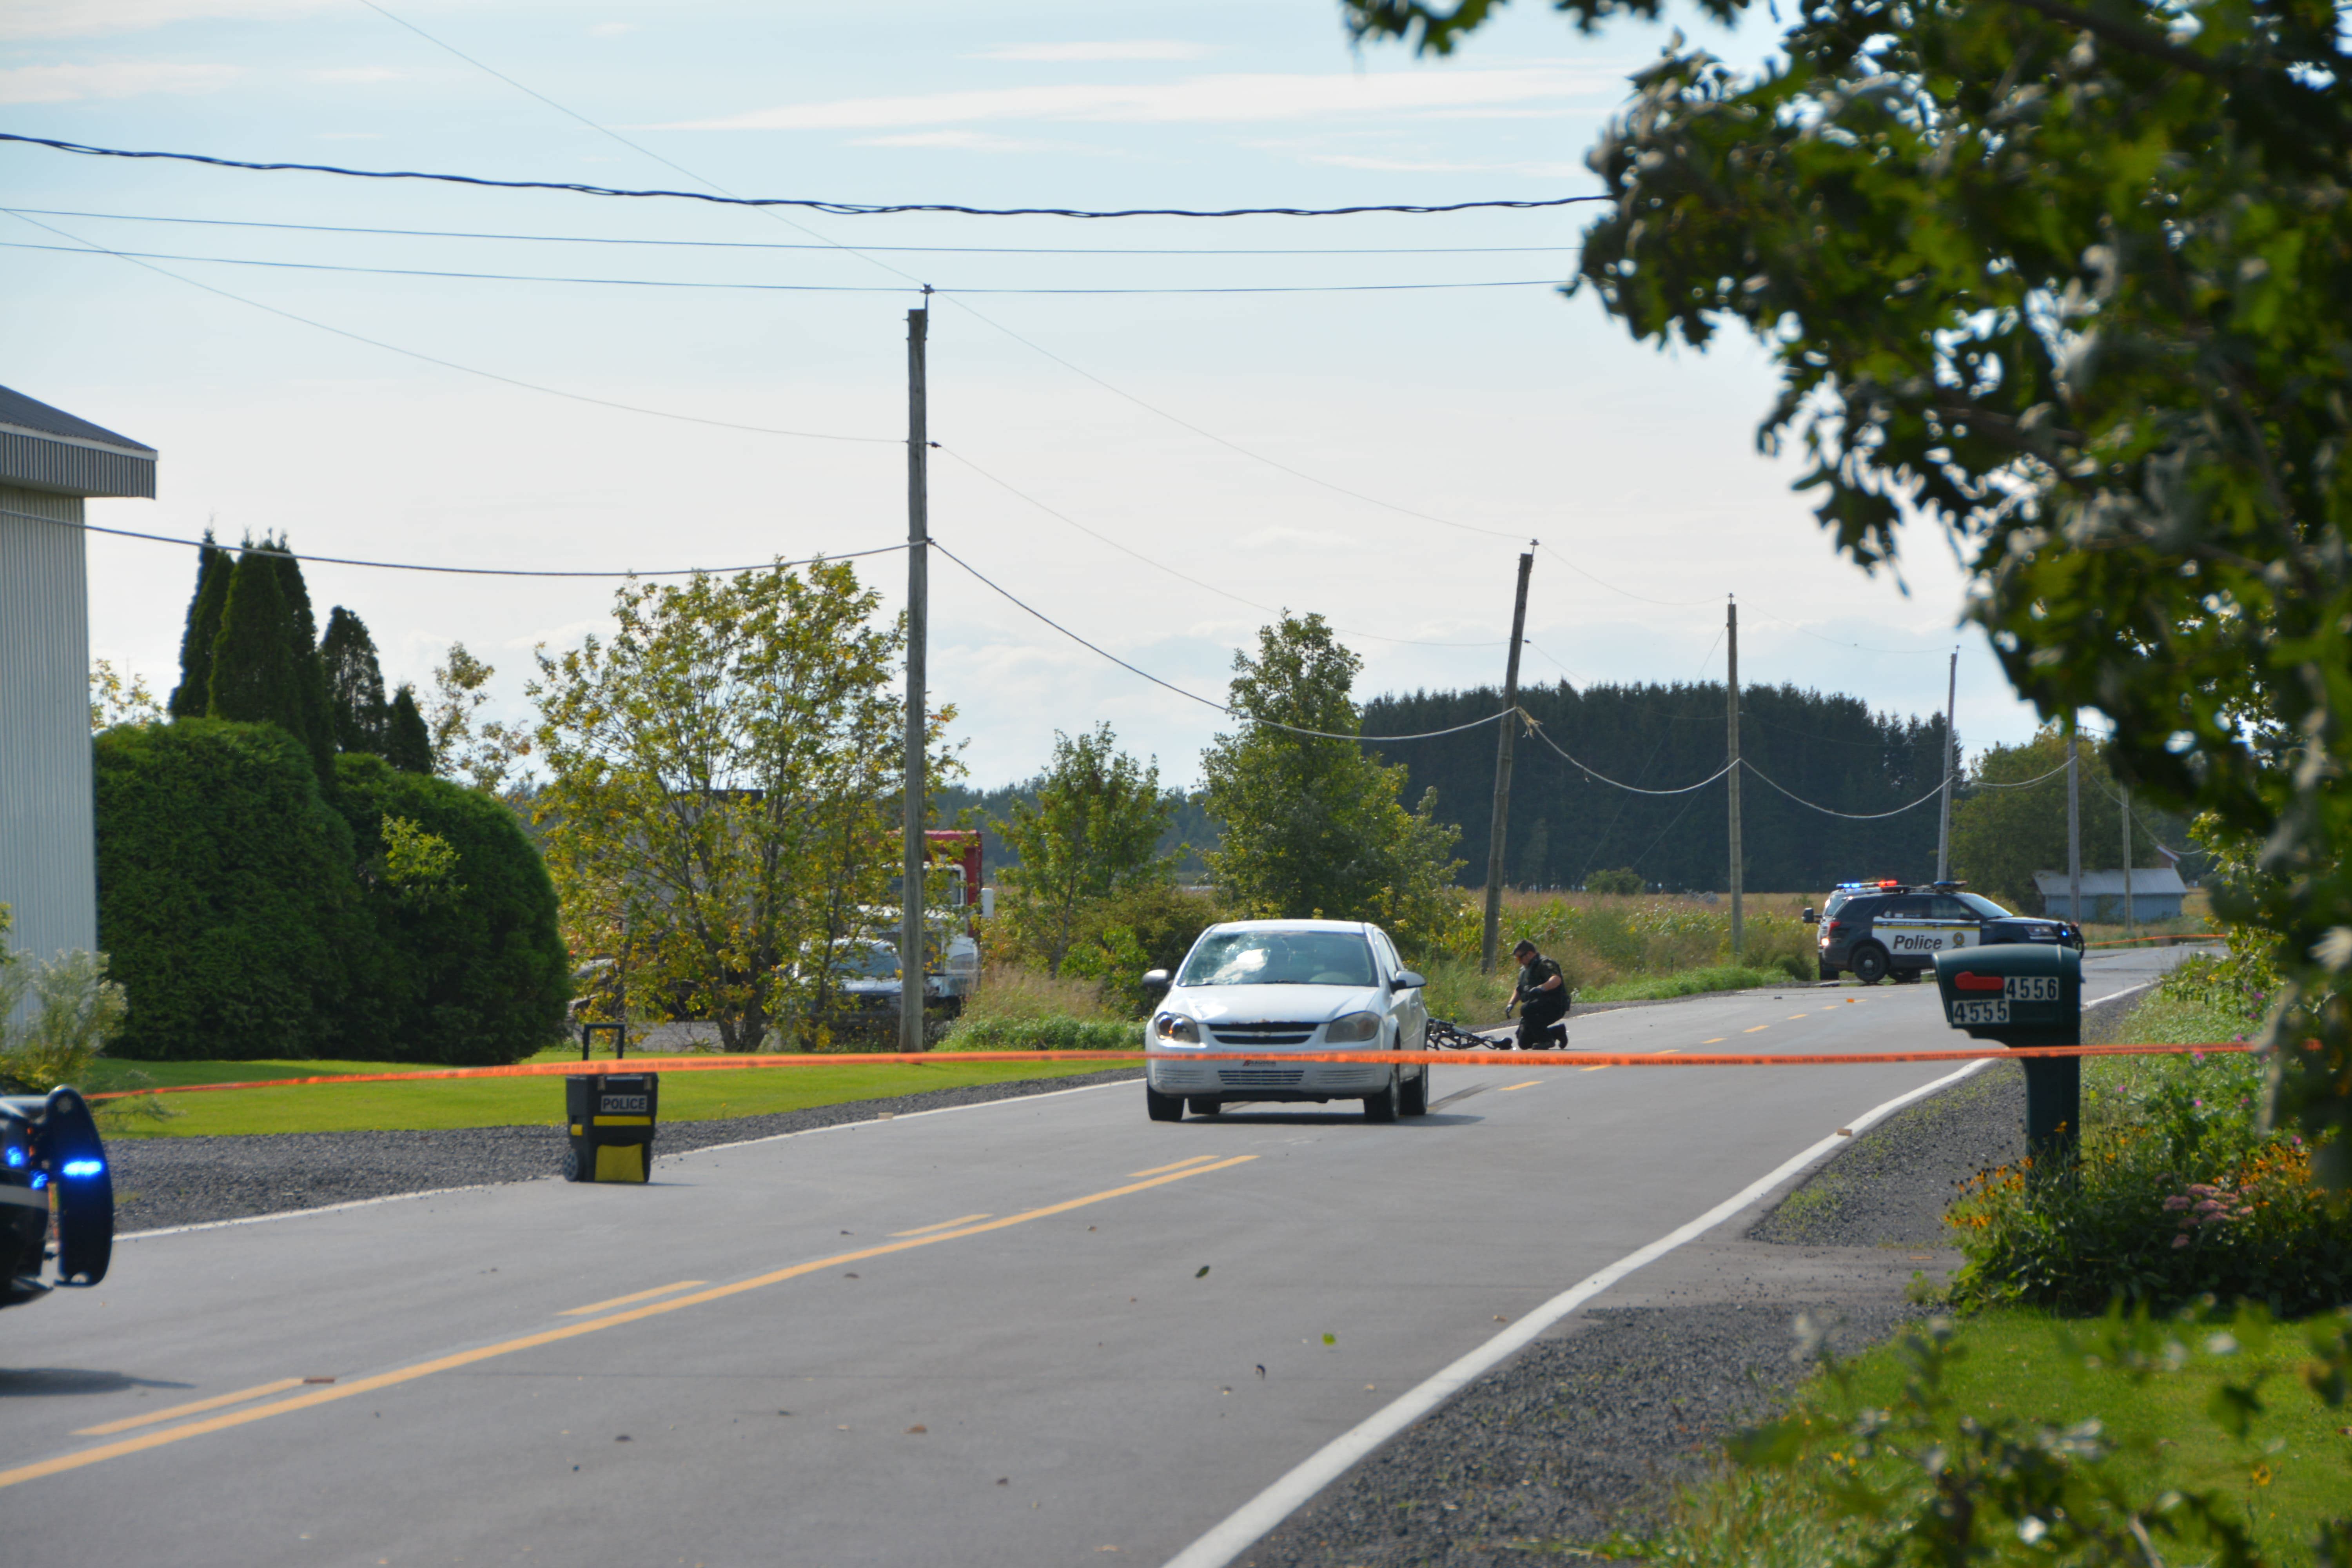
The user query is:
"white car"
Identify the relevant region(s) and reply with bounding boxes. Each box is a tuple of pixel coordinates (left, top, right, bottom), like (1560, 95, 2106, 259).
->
(1141, 920, 1431, 1123)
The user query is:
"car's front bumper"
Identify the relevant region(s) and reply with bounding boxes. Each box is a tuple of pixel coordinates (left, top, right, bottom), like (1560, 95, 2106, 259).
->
(1148, 1054, 1395, 1100)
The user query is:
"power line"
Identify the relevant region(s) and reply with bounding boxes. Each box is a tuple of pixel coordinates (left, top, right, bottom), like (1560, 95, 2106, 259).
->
(0, 209, 898, 445)
(8, 206, 1585, 258)
(1521, 720, 1737, 795)
(930, 540, 1513, 743)
(1968, 760, 2073, 789)
(1741, 761, 1948, 819)
(934, 445, 1506, 649)
(2, 506, 907, 578)
(0, 131, 1607, 219)
(0, 238, 1564, 296)
(1536, 541, 1716, 608)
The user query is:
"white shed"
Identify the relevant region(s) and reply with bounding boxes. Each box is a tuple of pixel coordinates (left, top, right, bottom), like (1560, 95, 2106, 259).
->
(0, 387, 156, 968)
(2032, 867, 2189, 924)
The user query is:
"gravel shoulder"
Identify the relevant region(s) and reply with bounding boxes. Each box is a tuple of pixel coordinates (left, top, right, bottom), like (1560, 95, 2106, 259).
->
(105, 1068, 1142, 1234)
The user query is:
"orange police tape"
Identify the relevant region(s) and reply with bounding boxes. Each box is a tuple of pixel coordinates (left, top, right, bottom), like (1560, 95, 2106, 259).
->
(84, 1041, 2272, 1102)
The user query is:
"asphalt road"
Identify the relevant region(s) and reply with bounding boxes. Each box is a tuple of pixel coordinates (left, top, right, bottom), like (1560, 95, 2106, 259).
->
(0, 948, 2194, 1567)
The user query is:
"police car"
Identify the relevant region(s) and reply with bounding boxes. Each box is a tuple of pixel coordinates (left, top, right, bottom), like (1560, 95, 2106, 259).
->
(1, 1086, 113, 1312)
(1804, 880, 2084, 985)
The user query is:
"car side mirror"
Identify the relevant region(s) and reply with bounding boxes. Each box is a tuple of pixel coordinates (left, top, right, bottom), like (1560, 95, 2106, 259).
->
(1801, 907, 1817, 925)
(1391, 970, 1426, 991)
(1141, 969, 1170, 991)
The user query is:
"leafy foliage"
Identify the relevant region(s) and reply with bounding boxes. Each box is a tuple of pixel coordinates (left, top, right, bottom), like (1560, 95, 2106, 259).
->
(428, 641, 532, 795)
(1347, 0, 2352, 1182)
(320, 606, 387, 755)
(93, 719, 360, 1060)
(331, 755, 569, 1065)
(1203, 614, 1465, 950)
(383, 684, 432, 774)
(167, 529, 229, 720)
(89, 659, 163, 733)
(1950, 728, 2186, 909)
(1586, 866, 1645, 896)
(995, 723, 1177, 976)
(532, 559, 949, 1052)
(0, 906, 129, 1094)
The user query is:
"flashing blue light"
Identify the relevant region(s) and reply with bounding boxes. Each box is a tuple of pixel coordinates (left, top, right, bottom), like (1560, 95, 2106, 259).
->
(2, 1146, 23, 1169)
(60, 1159, 104, 1178)
(30, 1172, 47, 1190)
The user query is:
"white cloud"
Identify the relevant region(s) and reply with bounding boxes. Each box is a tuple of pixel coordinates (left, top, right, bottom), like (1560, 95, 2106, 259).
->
(588, 22, 637, 38)
(0, 60, 241, 103)
(659, 67, 1618, 132)
(973, 41, 1215, 63)
(851, 129, 1091, 154)
(0, 0, 332, 40)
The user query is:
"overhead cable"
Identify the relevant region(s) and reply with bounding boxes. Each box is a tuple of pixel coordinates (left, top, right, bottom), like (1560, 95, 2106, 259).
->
(0, 239, 1563, 296)
(0, 210, 897, 445)
(3, 508, 907, 578)
(933, 445, 1506, 649)
(1522, 719, 1738, 795)
(1969, 760, 2074, 789)
(1741, 762, 1949, 819)
(0, 132, 1606, 219)
(930, 541, 1513, 742)
(9, 205, 1585, 257)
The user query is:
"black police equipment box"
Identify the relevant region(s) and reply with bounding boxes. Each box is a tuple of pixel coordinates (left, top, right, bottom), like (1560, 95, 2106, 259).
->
(564, 1072, 658, 1183)
(1932, 944, 2083, 1163)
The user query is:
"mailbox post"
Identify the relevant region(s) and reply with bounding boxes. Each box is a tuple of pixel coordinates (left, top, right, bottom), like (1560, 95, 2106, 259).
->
(1932, 945, 2083, 1167)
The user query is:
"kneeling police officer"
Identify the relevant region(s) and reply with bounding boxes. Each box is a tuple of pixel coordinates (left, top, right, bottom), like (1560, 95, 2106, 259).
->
(1509, 938, 1570, 1050)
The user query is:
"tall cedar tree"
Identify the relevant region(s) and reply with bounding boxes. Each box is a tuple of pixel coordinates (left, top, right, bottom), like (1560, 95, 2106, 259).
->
(168, 530, 230, 719)
(320, 606, 388, 754)
(205, 549, 307, 740)
(384, 685, 433, 774)
(269, 537, 338, 785)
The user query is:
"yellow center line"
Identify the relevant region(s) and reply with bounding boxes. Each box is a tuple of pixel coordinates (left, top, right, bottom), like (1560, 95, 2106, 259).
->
(888, 1213, 991, 1238)
(1655, 1049, 1680, 1056)
(1499, 1080, 1544, 1092)
(72, 1379, 305, 1437)
(1743, 1025, 1770, 1034)
(1701, 1037, 1728, 1045)
(1788, 1014, 1811, 1020)
(1, 1155, 1260, 1492)
(1129, 1154, 1221, 1179)
(557, 1279, 706, 1317)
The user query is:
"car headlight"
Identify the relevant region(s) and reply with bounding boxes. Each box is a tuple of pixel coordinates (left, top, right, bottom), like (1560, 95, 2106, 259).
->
(1324, 1012, 1382, 1044)
(1154, 1013, 1201, 1045)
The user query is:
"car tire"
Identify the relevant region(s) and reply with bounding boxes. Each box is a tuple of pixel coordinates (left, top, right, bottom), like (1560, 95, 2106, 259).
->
(1363, 1070, 1401, 1123)
(1850, 944, 1890, 985)
(562, 1145, 583, 1182)
(1187, 1097, 1223, 1117)
(1399, 1065, 1429, 1117)
(1145, 1085, 1185, 1122)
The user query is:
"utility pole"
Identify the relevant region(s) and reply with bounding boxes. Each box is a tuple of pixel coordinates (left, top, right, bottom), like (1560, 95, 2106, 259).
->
(1935, 648, 1958, 882)
(900, 302, 929, 1054)
(1479, 549, 1535, 975)
(2066, 723, 2082, 926)
(1726, 596, 1742, 964)
(2122, 778, 2135, 936)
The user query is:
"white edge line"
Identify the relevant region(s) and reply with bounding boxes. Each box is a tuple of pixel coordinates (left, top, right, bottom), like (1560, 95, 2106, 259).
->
(1166, 977, 2169, 1568)
(115, 1073, 1140, 1241)
(1161, 1056, 1993, 1568)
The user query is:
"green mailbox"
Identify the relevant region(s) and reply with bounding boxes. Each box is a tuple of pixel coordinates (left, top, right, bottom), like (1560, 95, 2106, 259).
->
(1933, 944, 2082, 1163)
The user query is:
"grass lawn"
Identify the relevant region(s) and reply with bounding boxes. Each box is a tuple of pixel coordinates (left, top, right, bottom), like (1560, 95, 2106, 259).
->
(1644, 1308, 2352, 1565)
(93, 1057, 1129, 1138)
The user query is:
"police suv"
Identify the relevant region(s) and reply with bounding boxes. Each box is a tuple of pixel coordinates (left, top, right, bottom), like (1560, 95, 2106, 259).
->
(1804, 880, 2083, 985)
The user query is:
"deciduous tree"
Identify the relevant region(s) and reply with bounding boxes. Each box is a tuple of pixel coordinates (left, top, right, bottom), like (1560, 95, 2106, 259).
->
(1346, 0, 2352, 1179)
(996, 724, 1176, 976)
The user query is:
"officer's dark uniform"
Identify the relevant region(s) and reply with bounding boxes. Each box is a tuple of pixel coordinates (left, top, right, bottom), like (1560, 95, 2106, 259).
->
(1512, 949, 1569, 1050)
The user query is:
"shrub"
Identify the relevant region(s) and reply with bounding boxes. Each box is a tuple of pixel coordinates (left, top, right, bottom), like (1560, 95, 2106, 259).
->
(0, 907, 129, 1093)
(1058, 882, 1221, 1016)
(331, 753, 571, 1065)
(959, 962, 1116, 1025)
(1586, 866, 1644, 895)
(94, 719, 361, 1059)
(1950, 1038, 2350, 1317)
(938, 1015, 1141, 1052)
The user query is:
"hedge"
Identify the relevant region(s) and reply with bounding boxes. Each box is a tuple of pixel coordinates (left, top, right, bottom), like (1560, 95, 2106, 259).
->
(94, 719, 359, 1060)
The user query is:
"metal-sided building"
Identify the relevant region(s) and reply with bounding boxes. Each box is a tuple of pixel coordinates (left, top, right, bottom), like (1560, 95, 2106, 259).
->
(2032, 867, 2189, 924)
(0, 386, 156, 968)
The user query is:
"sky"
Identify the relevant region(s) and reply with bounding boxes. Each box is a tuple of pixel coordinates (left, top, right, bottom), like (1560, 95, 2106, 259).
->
(2, 0, 2055, 794)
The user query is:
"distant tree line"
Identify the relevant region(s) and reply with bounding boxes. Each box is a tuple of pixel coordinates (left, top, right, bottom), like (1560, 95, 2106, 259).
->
(1361, 681, 1953, 893)
(91, 534, 569, 1062)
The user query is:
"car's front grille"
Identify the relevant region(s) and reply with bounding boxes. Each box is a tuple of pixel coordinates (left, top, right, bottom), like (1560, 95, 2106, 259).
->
(1219, 1068, 1305, 1088)
(1209, 1022, 1318, 1046)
